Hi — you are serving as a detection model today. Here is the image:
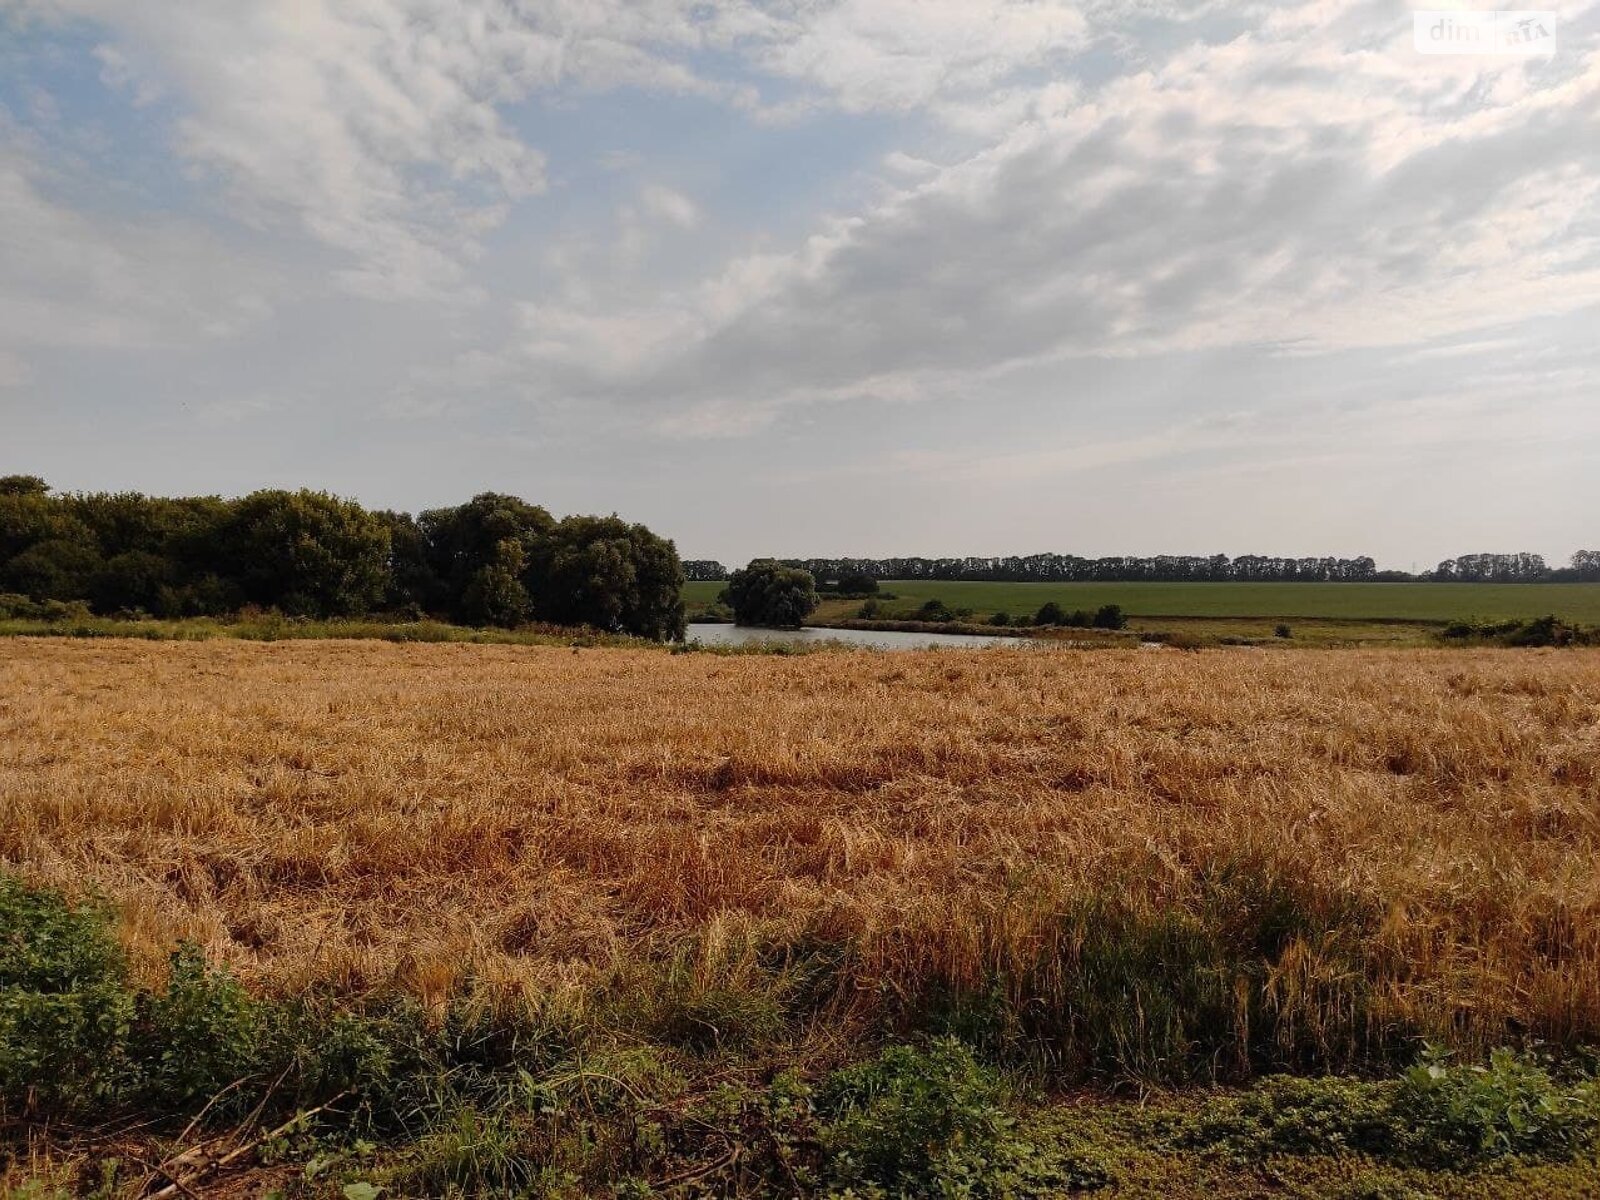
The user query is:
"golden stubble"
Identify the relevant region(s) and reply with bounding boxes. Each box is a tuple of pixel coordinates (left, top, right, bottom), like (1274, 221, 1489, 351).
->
(2, 638, 1598, 1048)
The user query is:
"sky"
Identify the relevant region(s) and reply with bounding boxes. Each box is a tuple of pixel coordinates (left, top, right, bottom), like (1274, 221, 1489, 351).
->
(0, 0, 1596, 571)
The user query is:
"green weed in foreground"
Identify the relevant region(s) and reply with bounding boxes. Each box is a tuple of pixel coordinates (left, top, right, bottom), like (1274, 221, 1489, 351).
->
(0, 876, 383, 1120)
(5, 874, 1600, 1197)
(1189, 1051, 1600, 1168)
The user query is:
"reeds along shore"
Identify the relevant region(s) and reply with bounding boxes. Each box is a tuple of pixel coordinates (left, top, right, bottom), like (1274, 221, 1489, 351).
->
(2, 639, 1598, 1081)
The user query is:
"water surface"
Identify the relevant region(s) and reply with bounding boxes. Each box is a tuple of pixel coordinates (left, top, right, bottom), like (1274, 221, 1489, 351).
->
(684, 623, 1027, 650)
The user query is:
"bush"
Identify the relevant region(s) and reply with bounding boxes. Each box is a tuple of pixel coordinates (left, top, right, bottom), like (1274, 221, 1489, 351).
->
(838, 573, 879, 596)
(0, 876, 134, 1111)
(916, 599, 955, 623)
(1275, 624, 1293, 639)
(134, 944, 268, 1110)
(1440, 616, 1595, 647)
(724, 560, 820, 629)
(0, 593, 92, 621)
(819, 1039, 1060, 1198)
(0, 874, 381, 1119)
(1092, 604, 1126, 631)
(1191, 1074, 1395, 1159)
(1189, 1048, 1600, 1168)
(1033, 602, 1066, 627)
(988, 610, 1013, 627)
(1504, 615, 1578, 647)
(1394, 1047, 1600, 1165)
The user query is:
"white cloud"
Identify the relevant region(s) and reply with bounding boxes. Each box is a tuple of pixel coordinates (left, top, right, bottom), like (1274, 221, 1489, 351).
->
(639, 183, 699, 229)
(500, 0, 1600, 432)
(0, 132, 280, 355)
(17, 0, 564, 298)
(9, 0, 1108, 302)
(4, 0, 1599, 564)
(742, 0, 1091, 113)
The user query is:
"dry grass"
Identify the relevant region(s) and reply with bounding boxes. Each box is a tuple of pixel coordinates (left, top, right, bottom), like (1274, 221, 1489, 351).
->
(3, 638, 1599, 1076)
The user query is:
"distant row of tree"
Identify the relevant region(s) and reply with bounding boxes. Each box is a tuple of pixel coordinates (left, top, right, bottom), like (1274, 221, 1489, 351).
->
(1430, 553, 1599, 582)
(686, 551, 1600, 584)
(0, 476, 685, 639)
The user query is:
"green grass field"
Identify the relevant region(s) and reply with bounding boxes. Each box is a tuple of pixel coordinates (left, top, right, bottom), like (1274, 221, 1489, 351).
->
(683, 579, 1600, 623)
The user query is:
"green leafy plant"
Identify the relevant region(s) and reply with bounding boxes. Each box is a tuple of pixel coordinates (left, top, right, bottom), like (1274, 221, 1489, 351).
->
(818, 1039, 1069, 1198)
(135, 943, 268, 1109)
(0, 875, 134, 1111)
(1395, 1046, 1600, 1165)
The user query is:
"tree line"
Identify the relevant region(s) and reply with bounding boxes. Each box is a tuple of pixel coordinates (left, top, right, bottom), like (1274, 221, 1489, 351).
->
(0, 476, 685, 640)
(686, 551, 1600, 584)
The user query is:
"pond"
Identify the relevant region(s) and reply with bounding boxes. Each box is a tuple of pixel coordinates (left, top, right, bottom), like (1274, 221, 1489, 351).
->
(683, 623, 1031, 650)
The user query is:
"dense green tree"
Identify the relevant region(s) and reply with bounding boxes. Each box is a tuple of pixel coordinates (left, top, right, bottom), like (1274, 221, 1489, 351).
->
(0, 489, 93, 565)
(63, 493, 232, 614)
(0, 475, 49, 496)
(723, 560, 819, 629)
(90, 551, 174, 614)
(65, 493, 227, 560)
(0, 477, 684, 635)
(837, 572, 879, 595)
(417, 493, 553, 623)
(682, 560, 728, 582)
(531, 515, 686, 640)
(460, 537, 531, 628)
(375, 510, 438, 615)
(219, 490, 391, 617)
(3, 538, 102, 601)
(1092, 603, 1127, 630)
(1033, 601, 1067, 627)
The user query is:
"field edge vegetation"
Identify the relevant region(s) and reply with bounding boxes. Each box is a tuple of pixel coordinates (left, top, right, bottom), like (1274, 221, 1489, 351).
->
(5, 873, 1600, 1199)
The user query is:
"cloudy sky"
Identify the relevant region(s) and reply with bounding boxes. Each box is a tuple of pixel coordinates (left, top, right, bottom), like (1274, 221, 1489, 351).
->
(1, 1, 1596, 568)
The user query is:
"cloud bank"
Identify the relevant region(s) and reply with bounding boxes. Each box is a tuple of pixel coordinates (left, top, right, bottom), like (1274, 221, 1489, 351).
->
(1, 0, 1596, 564)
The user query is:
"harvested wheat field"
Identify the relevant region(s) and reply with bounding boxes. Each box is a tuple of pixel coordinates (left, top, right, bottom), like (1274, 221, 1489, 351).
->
(5, 637, 1600, 1079)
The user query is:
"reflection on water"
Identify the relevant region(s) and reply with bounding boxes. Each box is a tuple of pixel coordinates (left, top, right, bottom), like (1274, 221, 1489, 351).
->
(683, 623, 1029, 650)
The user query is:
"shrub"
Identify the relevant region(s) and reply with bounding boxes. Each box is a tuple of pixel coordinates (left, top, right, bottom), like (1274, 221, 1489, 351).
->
(724, 560, 820, 628)
(0, 874, 376, 1119)
(0, 876, 133, 1112)
(1275, 624, 1293, 639)
(134, 944, 268, 1110)
(988, 611, 1013, 627)
(1033, 602, 1067, 627)
(3, 539, 102, 603)
(1505, 615, 1575, 647)
(1439, 616, 1595, 647)
(1092, 604, 1126, 630)
(1394, 1047, 1600, 1165)
(1189, 1048, 1600, 1169)
(838, 573, 879, 596)
(0, 593, 91, 621)
(819, 1039, 1041, 1198)
(917, 599, 955, 623)
(1190, 1074, 1395, 1159)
